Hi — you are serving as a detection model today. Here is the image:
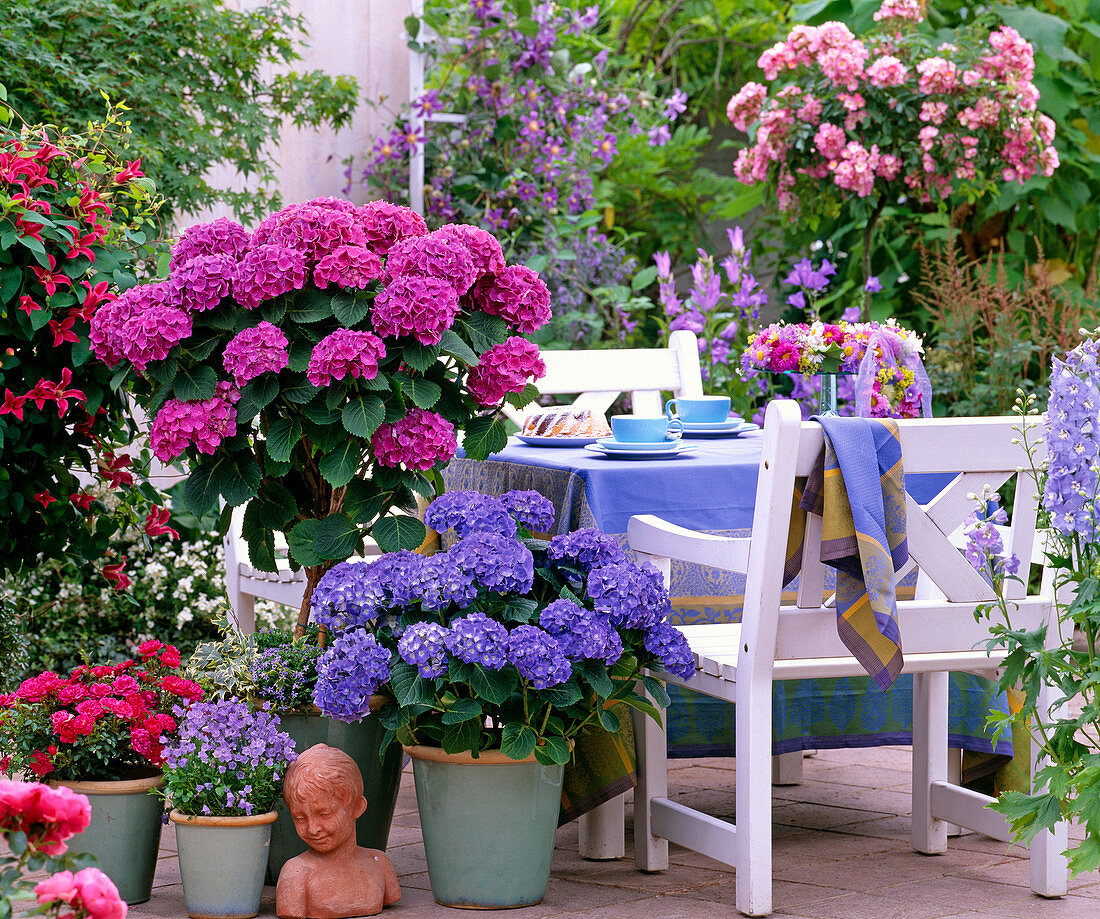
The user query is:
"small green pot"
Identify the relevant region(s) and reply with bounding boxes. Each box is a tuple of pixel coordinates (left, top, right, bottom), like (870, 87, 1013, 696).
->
(172, 809, 278, 919)
(406, 745, 565, 909)
(267, 707, 402, 883)
(56, 773, 164, 905)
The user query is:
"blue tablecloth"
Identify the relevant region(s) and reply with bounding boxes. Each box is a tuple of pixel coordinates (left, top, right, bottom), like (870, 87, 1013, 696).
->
(444, 433, 1012, 759)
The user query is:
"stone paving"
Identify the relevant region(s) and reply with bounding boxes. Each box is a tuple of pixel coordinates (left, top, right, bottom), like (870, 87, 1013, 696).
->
(122, 744, 1100, 919)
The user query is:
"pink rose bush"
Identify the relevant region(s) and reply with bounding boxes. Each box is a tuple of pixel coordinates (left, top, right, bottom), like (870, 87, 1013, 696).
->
(0, 780, 126, 919)
(90, 198, 550, 629)
(727, 1, 1058, 219)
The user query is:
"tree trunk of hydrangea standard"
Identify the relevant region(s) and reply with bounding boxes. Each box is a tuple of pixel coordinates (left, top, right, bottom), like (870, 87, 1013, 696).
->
(297, 564, 327, 638)
(860, 194, 888, 321)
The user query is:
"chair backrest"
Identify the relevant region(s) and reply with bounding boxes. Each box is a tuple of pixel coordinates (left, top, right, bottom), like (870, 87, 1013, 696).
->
(739, 399, 1050, 680)
(504, 330, 704, 425)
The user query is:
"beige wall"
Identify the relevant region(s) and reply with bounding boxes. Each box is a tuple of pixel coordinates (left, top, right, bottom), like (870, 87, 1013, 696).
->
(183, 0, 412, 225)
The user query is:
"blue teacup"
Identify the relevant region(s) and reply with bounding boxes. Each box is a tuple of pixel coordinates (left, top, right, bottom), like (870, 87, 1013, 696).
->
(665, 395, 732, 424)
(610, 415, 684, 443)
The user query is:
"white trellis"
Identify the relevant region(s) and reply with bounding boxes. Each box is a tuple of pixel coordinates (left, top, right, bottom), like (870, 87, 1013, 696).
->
(405, 0, 468, 216)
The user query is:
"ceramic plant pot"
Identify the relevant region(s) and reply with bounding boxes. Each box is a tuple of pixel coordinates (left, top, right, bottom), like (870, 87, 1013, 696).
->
(56, 772, 164, 905)
(171, 809, 278, 919)
(405, 745, 565, 909)
(267, 705, 403, 883)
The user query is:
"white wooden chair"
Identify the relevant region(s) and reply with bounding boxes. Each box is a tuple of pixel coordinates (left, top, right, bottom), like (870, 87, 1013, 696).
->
(628, 399, 1069, 916)
(503, 329, 704, 426)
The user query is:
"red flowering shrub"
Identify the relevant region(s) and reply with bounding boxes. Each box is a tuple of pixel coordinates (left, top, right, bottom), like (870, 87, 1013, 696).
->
(0, 640, 202, 781)
(0, 103, 169, 587)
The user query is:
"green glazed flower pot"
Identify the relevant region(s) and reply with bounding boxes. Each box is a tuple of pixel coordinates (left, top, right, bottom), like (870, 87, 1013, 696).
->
(172, 809, 278, 919)
(56, 773, 164, 905)
(267, 706, 402, 884)
(406, 745, 565, 909)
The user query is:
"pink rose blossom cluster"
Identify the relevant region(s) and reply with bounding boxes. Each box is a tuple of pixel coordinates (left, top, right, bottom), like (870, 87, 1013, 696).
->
(150, 386, 238, 462)
(372, 274, 461, 345)
(725, 1, 1058, 215)
(35, 867, 126, 919)
(223, 322, 290, 386)
(384, 232, 479, 294)
(306, 329, 387, 387)
(314, 245, 383, 289)
(371, 408, 457, 471)
(0, 779, 90, 856)
(469, 265, 552, 334)
(232, 244, 309, 309)
(466, 337, 547, 405)
(169, 216, 251, 271)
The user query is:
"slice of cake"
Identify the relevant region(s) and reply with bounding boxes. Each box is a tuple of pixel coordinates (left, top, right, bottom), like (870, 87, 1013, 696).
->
(521, 408, 611, 438)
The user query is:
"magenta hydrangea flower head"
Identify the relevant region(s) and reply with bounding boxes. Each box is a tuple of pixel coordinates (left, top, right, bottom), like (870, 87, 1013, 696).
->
(89, 283, 153, 367)
(433, 223, 506, 280)
(150, 389, 238, 463)
(165, 253, 236, 313)
(466, 337, 547, 405)
(469, 265, 552, 333)
(313, 245, 383, 289)
(371, 408, 457, 471)
(254, 204, 368, 265)
(231, 244, 308, 309)
(223, 322, 290, 386)
(372, 274, 460, 345)
(357, 199, 428, 255)
(98, 282, 191, 374)
(383, 232, 478, 295)
(306, 329, 387, 387)
(169, 217, 251, 271)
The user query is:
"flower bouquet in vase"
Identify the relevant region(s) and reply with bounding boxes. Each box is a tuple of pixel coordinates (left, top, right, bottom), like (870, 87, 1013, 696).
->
(0, 641, 204, 904)
(306, 489, 694, 909)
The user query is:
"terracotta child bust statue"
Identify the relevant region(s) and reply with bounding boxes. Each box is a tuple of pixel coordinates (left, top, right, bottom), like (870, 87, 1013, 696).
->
(275, 744, 400, 918)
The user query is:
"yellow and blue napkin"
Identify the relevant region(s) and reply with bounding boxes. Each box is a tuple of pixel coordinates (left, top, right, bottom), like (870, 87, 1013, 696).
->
(783, 416, 908, 690)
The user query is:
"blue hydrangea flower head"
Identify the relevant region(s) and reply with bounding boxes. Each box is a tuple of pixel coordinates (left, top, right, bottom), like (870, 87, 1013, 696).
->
(445, 612, 509, 669)
(500, 489, 555, 532)
(643, 621, 695, 680)
(539, 598, 622, 664)
(586, 560, 669, 630)
(417, 553, 478, 611)
(507, 625, 571, 689)
(546, 528, 628, 572)
(424, 490, 518, 538)
(313, 629, 392, 723)
(397, 621, 450, 678)
(310, 561, 386, 632)
(450, 531, 534, 594)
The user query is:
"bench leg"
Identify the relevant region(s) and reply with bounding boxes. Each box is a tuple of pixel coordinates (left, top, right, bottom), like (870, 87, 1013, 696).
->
(579, 795, 625, 860)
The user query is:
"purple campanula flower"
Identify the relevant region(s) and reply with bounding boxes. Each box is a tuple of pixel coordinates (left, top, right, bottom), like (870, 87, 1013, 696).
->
(865, 276, 883, 293)
(663, 89, 688, 121)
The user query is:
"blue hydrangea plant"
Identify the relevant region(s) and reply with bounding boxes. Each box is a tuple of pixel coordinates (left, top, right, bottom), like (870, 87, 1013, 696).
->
(308, 490, 694, 765)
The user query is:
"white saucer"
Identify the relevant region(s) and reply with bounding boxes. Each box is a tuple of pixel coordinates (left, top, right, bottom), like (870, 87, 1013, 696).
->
(682, 421, 760, 438)
(596, 437, 680, 452)
(585, 442, 698, 460)
(680, 417, 745, 430)
(516, 435, 599, 447)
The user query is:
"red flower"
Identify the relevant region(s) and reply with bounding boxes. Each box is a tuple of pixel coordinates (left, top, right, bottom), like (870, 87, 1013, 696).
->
(137, 639, 163, 659)
(161, 675, 203, 702)
(0, 390, 25, 421)
(69, 492, 96, 510)
(48, 316, 80, 347)
(28, 750, 54, 778)
(143, 505, 179, 540)
(33, 492, 56, 509)
(15, 214, 44, 241)
(101, 561, 130, 593)
(18, 294, 41, 315)
(65, 224, 105, 262)
(159, 646, 181, 669)
(71, 714, 95, 736)
(77, 279, 114, 317)
(30, 254, 71, 296)
(98, 452, 133, 488)
(114, 159, 144, 184)
(75, 183, 111, 223)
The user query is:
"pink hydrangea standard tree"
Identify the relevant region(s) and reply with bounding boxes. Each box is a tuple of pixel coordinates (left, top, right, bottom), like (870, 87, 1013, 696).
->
(92, 198, 550, 630)
(725, 0, 1058, 314)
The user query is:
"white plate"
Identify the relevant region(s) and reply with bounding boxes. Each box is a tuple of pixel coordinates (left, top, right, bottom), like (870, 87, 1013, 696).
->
(516, 435, 600, 447)
(596, 437, 680, 452)
(585, 442, 699, 460)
